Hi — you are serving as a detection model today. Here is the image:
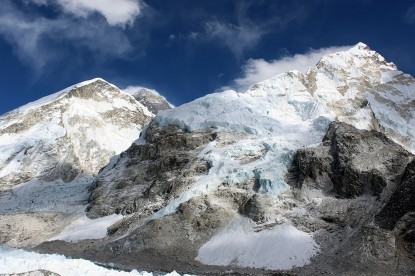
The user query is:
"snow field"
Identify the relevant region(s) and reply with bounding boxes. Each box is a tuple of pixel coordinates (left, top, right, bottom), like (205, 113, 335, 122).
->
(0, 246, 185, 276)
(196, 216, 320, 270)
(50, 213, 124, 242)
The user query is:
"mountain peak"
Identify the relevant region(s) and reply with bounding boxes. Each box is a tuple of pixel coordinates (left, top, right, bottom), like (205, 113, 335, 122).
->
(123, 86, 173, 114)
(73, 77, 108, 87)
(66, 78, 123, 100)
(316, 42, 397, 73)
(7, 78, 118, 115)
(346, 42, 378, 57)
(353, 41, 370, 50)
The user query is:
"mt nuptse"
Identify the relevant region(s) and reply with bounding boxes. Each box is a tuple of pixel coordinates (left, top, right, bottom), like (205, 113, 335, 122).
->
(0, 43, 414, 275)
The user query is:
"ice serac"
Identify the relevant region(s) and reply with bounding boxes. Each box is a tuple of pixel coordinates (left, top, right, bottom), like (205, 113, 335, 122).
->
(80, 43, 415, 274)
(0, 78, 153, 247)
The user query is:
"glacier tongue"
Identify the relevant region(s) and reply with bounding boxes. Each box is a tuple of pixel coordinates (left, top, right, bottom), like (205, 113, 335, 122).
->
(151, 72, 333, 220)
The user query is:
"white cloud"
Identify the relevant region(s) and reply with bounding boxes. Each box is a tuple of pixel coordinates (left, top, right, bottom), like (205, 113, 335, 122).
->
(231, 45, 352, 91)
(56, 0, 142, 27)
(200, 1, 307, 59)
(0, 0, 134, 70)
(205, 21, 264, 58)
(28, 0, 142, 27)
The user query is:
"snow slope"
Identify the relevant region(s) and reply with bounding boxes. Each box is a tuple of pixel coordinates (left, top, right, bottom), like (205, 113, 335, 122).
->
(0, 176, 91, 214)
(366, 71, 415, 153)
(196, 216, 319, 270)
(50, 213, 124, 242)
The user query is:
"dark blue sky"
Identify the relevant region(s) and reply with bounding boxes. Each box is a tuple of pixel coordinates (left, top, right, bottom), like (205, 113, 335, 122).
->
(0, 0, 414, 115)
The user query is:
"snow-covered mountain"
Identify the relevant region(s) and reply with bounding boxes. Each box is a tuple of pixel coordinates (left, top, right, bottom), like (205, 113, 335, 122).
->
(0, 78, 155, 246)
(1, 43, 414, 275)
(80, 43, 415, 274)
(0, 79, 153, 187)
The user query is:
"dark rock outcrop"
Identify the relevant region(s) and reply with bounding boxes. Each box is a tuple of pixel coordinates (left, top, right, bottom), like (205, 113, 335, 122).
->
(240, 194, 270, 222)
(290, 122, 412, 198)
(376, 159, 415, 229)
(87, 122, 216, 218)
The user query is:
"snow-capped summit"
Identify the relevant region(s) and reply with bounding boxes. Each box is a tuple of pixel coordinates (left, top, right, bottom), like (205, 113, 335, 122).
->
(0, 78, 153, 192)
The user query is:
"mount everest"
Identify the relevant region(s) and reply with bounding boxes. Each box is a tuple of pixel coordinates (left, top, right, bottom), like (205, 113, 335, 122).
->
(0, 43, 414, 275)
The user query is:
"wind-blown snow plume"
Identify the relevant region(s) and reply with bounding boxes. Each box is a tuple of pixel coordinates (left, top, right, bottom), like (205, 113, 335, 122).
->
(232, 45, 351, 91)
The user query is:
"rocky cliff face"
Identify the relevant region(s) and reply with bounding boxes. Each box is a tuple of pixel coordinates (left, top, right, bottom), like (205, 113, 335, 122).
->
(291, 122, 412, 198)
(87, 122, 215, 219)
(288, 122, 414, 275)
(376, 159, 415, 229)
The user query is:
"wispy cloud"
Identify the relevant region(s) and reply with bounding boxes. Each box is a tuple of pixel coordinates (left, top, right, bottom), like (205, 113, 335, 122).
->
(0, 0, 141, 71)
(202, 1, 266, 58)
(229, 45, 352, 92)
(27, 0, 143, 27)
(200, 1, 307, 58)
(205, 21, 264, 58)
(406, 4, 415, 24)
